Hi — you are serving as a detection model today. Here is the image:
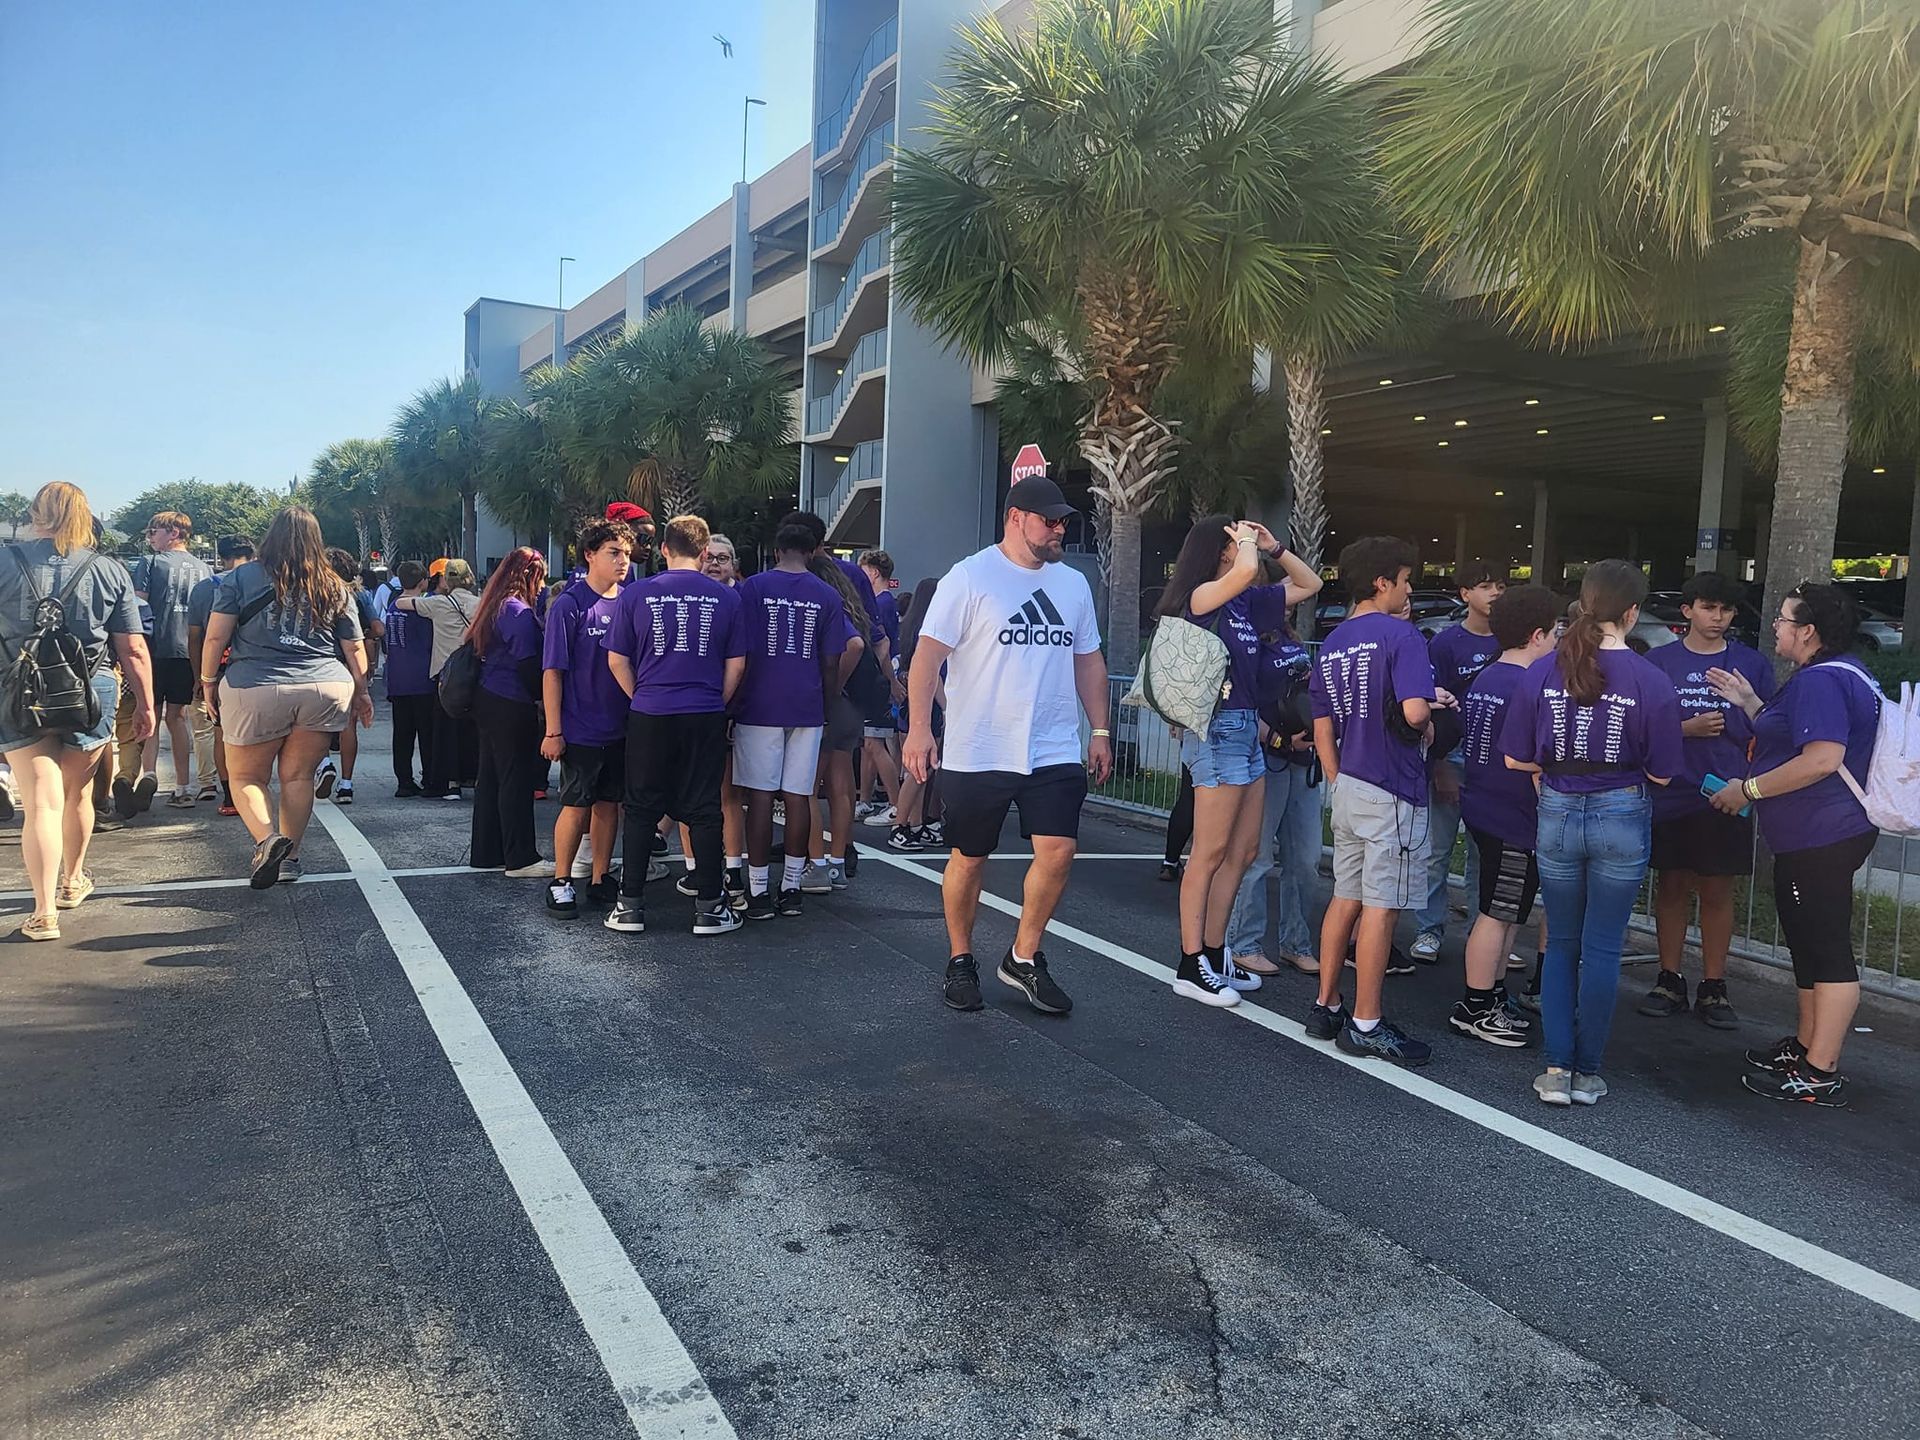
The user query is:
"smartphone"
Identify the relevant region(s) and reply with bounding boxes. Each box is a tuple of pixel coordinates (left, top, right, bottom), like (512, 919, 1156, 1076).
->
(1700, 773, 1751, 817)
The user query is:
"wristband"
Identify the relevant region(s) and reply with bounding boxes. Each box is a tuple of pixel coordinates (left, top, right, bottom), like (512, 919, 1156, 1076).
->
(545, 733, 563, 739)
(1091, 728, 1111, 738)
(1744, 777, 1762, 801)
(199, 676, 219, 685)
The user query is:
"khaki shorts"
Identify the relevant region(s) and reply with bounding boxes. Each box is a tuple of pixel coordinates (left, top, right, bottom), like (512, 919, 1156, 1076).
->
(219, 679, 354, 747)
(1330, 774, 1430, 911)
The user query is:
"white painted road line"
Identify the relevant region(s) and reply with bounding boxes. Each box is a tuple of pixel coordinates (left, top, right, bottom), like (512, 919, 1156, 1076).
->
(0, 864, 504, 905)
(859, 843, 1920, 1327)
(312, 806, 737, 1439)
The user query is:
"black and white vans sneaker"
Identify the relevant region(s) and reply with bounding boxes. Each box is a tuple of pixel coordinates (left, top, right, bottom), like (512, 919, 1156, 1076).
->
(1448, 999, 1529, 1048)
(603, 899, 646, 933)
(547, 881, 578, 918)
(693, 900, 742, 936)
(1172, 952, 1242, 1009)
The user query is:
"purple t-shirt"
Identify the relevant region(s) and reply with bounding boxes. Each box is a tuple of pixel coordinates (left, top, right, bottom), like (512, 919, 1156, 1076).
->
(543, 579, 628, 747)
(871, 585, 901, 652)
(1501, 647, 1685, 793)
(1644, 639, 1776, 820)
(1310, 610, 1436, 806)
(606, 569, 746, 716)
(734, 568, 857, 728)
(1190, 584, 1291, 712)
(1751, 661, 1880, 852)
(383, 600, 436, 698)
(1460, 659, 1537, 849)
(1428, 622, 1501, 699)
(478, 597, 542, 704)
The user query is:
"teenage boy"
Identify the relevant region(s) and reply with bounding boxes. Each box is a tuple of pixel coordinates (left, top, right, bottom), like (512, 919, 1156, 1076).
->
(604, 514, 747, 937)
(542, 520, 636, 918)
(1413, 561, 1506, 962)
(1452, 584, 1559, 1047)
(186, 534, 254, 815)
(733, 518, 863, 921)
(1307, 536, 1436, 1066)
(133, 510, 213, 808)
(1640, 572, 1775, 1026)
(384, 561, 437, 798)
(856, 548, 905, 826)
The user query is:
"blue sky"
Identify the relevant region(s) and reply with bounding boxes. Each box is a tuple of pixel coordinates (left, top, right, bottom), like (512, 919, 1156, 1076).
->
(0, 0, 814, 516)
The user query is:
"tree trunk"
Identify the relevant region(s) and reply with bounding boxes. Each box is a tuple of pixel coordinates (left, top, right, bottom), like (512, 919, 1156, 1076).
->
(1283, 352, 1329, 639)
(375, 503, 397, 560)
(1107, 506, 1144, 677)
(1906, 462, 1920, 654)
(461, 490, 478, 566)
(1081, 409, 1180, 672)
(1761, 239, 1861, 669)
(352, 510, 372, 562)
(656, 468, 700, 520)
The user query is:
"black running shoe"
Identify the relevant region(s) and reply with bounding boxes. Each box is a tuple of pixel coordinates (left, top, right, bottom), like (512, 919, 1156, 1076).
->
(651, 831, 669, 856)
(997, 950, 1072, 1015)
(546, 881, 578, 918)
(603, 899, 645, 933)
(1742, 1062, 1847, 1107)
(693, 900, 742, 936)
(585, 874, 620, 908)
(1746, 1035, 1806, 1073)
(1335, 1018, 1432, 1066)
(944, 954, 984, 1011)
(1449, 999, 1529, 1048)
(1637, 970, 1689, 1017)
(775, 887, 804, 917)
(1695, 980, 1739, 1030)
(112, 776, 138, 819)
(674, 872, 699, 898)
(1343, 942, 1416, 975)
(1157, 860, 1183, 883)
(843, 848, 858, 879)
(1304, 1001, 1345, 1041)
(744, 890, 777, 922)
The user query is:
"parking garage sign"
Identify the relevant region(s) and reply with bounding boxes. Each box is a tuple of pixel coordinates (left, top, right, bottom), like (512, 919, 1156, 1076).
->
(1010, 443, 1049, 482)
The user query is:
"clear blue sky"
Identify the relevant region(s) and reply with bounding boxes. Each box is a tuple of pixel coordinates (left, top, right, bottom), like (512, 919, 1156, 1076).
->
(0, 0, 814, 517)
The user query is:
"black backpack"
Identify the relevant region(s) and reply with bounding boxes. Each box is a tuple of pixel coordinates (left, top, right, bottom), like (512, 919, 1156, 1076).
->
(4, 546, 103, 735)
(844, 641, 892, 723)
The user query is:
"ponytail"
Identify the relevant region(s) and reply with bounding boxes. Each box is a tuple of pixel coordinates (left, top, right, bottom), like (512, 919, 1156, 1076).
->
(1555, 558, 1647, 707)
(1558, 611, 1606, 706)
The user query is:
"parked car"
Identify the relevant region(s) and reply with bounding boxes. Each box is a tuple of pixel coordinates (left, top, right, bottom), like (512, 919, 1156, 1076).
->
(1411, 597, 1466, 638)
(1855, 603, 1903, 652)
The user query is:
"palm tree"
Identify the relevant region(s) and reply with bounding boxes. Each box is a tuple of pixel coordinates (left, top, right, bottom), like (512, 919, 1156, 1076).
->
(391, 375, 490, 563)
(1383, 0, 1920, 654)
(891, 0, 1396, 670)
(308, 438, 394, 559)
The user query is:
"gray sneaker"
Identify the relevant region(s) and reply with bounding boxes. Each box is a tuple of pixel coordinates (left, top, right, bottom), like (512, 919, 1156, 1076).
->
(1533, 1069, 1573, 1106)
(1410, 930, 1443, 963)
(828, 862, 848, 891)
(799, 861, 835, 894)
(1571, 1072, 1609, 1106)
(278, 856, 303, 882)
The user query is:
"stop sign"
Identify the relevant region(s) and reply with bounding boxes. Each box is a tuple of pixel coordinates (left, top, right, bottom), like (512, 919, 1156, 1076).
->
(1010, 443, 1049, 482)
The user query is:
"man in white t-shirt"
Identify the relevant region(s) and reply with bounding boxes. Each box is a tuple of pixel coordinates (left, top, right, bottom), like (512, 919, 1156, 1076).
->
(904, 475, 1113, 1016)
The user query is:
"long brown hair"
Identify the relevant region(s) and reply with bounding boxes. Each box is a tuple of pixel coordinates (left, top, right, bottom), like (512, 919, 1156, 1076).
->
(29, 482, 94, 557)
(807, 554, 871, 640)
(1557, 559, 1647, 705)
(467, 547, 548, 656)
(258, 507, 347, 625)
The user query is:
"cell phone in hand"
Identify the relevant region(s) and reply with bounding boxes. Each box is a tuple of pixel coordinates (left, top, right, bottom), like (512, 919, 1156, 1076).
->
(1700, 773, 1751, 818)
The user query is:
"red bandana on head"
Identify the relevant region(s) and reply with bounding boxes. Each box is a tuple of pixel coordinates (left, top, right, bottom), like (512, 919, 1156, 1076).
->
(605, 502, 652, 525)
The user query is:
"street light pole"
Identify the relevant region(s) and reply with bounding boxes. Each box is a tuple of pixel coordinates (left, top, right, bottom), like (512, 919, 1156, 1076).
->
(558, 256, 576, 311)
(742, 97, 766, 184)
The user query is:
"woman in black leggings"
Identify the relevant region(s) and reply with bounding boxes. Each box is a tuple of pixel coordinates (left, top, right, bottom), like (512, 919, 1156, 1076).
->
(1161, 766, 1194, 880)
(1707, 582, 1880, 1108)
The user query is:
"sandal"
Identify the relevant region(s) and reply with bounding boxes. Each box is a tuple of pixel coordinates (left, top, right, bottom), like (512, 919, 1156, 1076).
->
(22, 913, 59, 941)
(56, 873, 95, 910)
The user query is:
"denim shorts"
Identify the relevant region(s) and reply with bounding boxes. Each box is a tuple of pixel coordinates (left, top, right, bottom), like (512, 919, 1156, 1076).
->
(0, 672, 118, 756)
(1179, 707, 1263, 788)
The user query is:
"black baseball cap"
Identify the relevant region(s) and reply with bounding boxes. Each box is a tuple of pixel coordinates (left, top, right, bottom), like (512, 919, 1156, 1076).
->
(1006, 476, 1077, 521)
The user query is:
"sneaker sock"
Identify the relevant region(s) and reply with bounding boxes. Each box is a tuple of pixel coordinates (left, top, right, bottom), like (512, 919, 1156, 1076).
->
(1463, 985, 1496, 1010)
(828, 853, 845, 869)
(1802, 1057, 1837, 1079)
(1010, 948, 1035, 968)
(749, 865, 770, 896)
(782, 852, 807, 890)
(728, 855, 745, 872)
(683, 853, 697, 872)
(1351, 1015, 1381, 1034)
(1201, 942, 1225, 968)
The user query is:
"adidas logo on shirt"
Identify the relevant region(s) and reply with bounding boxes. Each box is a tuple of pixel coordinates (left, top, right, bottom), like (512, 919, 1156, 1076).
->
(999, 588, 1075, 647)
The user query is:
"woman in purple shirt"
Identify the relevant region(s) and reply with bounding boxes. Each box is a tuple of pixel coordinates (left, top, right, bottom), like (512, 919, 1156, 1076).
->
(1502, 561, 1684, 1107)
(1707, 583, 1880, 1107)
(465, 547, 548, 877)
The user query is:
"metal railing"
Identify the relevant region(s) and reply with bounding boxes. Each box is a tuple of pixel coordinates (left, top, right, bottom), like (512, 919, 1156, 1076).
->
(813, 121, 895, 249)
(817, 438, 884, 531)
(806, 326, 887, 436)
(809, 227, 891, 347)
(1093, 673, 1920, 986)
(815, 15, 900, 157)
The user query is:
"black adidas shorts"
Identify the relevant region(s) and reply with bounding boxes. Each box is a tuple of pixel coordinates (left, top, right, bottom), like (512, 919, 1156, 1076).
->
(1651, 806, 1755, 877)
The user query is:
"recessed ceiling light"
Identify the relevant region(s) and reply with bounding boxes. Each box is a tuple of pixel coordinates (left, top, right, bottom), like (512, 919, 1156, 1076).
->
(1707, 324, 1727, 334)
(1437, 441, 1449, 448)
(1493, 489, 1504, 496)
(1454, 419, 1469, 428)
(1413, 414, 1427, 422)
(1874, 466, 1888, 474)
(1651, 414, 1667, 422)
(833, 454, 850, 464)
(1378, 379, 1394, 386)
(1515, 523, 1524, 529)
(1321, 427, 1333, 435)
(1524, 398, 1540, 406)
(1536, 428, 1549, 435)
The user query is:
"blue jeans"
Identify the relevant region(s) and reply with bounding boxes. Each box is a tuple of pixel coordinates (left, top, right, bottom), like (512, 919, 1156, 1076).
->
(1227, 761, 1323, 957)
(1534, 784, 1652, 1073)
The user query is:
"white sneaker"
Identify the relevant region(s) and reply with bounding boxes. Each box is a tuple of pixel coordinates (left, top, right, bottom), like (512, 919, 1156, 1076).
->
(314, 760, 337, 799)
(858, 805, 897, 827)
(1410, 931, 1443, 962)
(1219, 952, 1263, 993)
(504, 860, 553, 879)
(572, 852, 594, 880)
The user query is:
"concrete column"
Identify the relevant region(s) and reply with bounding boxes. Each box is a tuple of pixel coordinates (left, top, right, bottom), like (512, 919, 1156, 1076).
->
(1283, 0, 1322, 51)
(1453, 513, 1469, 575)
(551, 309, 565, 370)
(1531, 480, 1555, 587)
(1693, 396, 1744, 576)
(729, 181, 753, 332)
(622, 260, 649, 334)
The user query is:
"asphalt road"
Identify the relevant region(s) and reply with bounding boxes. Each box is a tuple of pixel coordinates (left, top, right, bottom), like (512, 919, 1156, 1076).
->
(3, 718, 1917, 1439)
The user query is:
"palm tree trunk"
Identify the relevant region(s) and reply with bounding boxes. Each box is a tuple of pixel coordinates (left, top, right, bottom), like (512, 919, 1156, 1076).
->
(352, 510, 372, 562)
(1761, 240, 1862, 667)
(659, 471, 700, 520)
(1082, 410, 1180, 672)
(461, 489, 479, 566)
(375, 503, 396, 560)
(1283, 352, 1329, 639)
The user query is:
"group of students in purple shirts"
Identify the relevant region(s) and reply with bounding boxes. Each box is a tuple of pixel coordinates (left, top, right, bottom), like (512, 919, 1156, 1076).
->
(1179, 528, 1881, 1110)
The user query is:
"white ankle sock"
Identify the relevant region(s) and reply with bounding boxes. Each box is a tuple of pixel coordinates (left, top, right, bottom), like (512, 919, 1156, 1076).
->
(782, 854, 807, 889)
(749, 865, 770, 896)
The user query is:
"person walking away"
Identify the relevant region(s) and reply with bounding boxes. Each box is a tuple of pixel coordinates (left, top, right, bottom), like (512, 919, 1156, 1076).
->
(1413, 562, 1507, 963)
(903, 475, 1112, 1015)
(857, 548, 906, 826)
(1639, 573, 1776, 1028)
(799, 550, 877, 893)
(314, 548, 385, 806)
(541, 521, 634, 915)
(1707, 582, 1881, 1107)
(681, 530, 747, 899)
(464, 547, 549, 876)
(733, 518, 862, 920)
(604, 514, 747, 936)
(131, 510, 212, 809)
(1501, 560, 1684, 1106)
(1158, 516, 1323, 1006)
(186, 534, 255, 815)
(1306, 537, 1438, 1065)
(1225, 561, 1325, 977)
(201, 506, 371, 889)
(383, 561, 437, 796)
(395, 559, 480, 799)
(889, 577, 944, 852)
(1452, 584, 1559, 1048)
(0, 483, 154, 936)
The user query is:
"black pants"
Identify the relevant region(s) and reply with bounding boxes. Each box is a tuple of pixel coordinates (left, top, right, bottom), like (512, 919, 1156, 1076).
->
(1773, 830, 1878, 988)
(1164, 765, 1196, 864)
(471, 687, 542, 870)
(622, 709, 728, 901)
(391, 694, 435, 787)
(425, 692, 479, 795)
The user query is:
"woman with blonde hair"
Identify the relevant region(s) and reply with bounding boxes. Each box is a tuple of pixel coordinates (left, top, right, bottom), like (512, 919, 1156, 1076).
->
(395, 557, 480, 799)
(0, 482, 154, 937)
(202, 506, 371, 887)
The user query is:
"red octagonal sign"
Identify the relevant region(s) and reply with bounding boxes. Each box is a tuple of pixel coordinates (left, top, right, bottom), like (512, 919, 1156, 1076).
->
(1010, 443, 1049, 482)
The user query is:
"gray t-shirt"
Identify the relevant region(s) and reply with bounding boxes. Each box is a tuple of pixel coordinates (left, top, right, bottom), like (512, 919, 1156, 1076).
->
(132, 548, 213, 660)
(213, 562, 363, 689)
(187, 571, 223, 634)
(0, 541, 143, 671)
